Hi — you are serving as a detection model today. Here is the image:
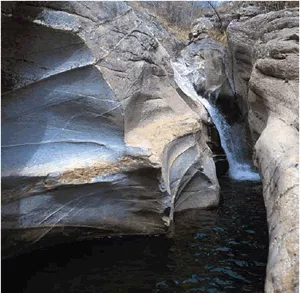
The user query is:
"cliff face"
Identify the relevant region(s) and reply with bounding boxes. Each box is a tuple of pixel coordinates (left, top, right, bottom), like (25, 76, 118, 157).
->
(186, 4, 299, 291)
(1, 2, 220, 255)
(227, 8, 299, 293)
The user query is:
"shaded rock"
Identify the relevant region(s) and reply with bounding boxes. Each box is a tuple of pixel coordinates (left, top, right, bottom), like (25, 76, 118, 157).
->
(206, 123, 229, 178)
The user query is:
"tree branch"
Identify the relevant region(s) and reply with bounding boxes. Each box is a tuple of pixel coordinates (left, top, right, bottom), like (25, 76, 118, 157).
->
(207, 1, 223, 29)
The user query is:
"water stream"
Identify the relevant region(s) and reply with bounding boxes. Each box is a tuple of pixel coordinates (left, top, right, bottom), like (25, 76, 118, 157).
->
(204, 98, 260, 181)
(171, 60, 260, 181)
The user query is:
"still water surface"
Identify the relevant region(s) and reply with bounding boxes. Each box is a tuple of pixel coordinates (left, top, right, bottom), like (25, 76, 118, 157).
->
(2, 178, 268, 293)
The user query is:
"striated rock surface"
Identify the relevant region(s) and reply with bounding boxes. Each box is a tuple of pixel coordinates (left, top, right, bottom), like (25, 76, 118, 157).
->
(227, 8, 299, 293)
(1, 1, 219, 256)
(128, 4, 185, 57)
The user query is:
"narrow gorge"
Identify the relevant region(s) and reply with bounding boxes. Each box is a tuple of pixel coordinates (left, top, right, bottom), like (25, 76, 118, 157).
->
(1, 2, 299, 293)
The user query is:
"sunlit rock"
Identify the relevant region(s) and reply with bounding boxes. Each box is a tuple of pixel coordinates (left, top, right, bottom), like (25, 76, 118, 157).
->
(227, 8, 299, 292)
(1, 1, 220, 256)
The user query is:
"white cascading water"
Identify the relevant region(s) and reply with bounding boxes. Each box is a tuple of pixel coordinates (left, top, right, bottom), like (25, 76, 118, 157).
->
(172, 60, 260, 181)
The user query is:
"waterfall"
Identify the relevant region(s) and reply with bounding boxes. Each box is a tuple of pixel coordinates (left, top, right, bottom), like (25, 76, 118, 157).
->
(202, 98, 260, 181)
(171, 60, 260, 181)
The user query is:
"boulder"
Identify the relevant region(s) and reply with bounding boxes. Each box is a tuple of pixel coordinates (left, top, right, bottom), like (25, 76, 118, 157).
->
(172, 36, 242, 141)
(175, 39, 235, 97)
(1, 1, 220, 256)
(190, 17, 214, 39)
(227, 8, 299, 292)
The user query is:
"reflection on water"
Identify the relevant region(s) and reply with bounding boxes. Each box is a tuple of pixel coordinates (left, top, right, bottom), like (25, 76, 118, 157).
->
(2, 178, 268, 293)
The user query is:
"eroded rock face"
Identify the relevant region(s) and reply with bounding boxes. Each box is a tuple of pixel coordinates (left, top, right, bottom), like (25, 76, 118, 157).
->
(177, 38, 235, 99)
(227, 8, 299, 292)
(171, 39, 233, 176)
(162, 131, 219, 214)
(129, 6, 185, 57)
(1, 1, 219, 255)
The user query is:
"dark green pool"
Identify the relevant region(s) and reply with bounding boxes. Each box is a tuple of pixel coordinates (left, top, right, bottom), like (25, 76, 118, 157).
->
(2, 178, 268, 293)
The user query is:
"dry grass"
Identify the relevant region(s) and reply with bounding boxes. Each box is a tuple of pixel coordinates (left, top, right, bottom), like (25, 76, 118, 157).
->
(159, 19, 189, 41)
(53, 156, 150, 185)
(56, 162, 119, 184)
(128, 1, 140, 11)
(128, 1, 189, 41)
(126, 114, 201, 164)
(207, 29, 228, 46)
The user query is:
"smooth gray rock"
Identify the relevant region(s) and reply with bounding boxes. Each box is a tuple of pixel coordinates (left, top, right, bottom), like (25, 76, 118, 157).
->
(177, 38, 235, 98)
(162, 132, 220, 215)
(1, 1, 220, 256)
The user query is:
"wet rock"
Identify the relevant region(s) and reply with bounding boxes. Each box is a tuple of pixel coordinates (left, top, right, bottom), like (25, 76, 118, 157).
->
(206, 124, 229, 178)
(1, 1, 220, 255)
(171, 56, 230, 178)
(227, 8, 299, 293)
(171, 39, 236, 177)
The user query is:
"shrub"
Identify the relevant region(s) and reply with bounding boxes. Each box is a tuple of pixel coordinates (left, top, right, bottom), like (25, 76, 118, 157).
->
(253, 1, 299, 11)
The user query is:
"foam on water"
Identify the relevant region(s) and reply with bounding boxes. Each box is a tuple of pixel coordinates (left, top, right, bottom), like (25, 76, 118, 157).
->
(202, 98, 261, 181)
(172, 60, 261, 182)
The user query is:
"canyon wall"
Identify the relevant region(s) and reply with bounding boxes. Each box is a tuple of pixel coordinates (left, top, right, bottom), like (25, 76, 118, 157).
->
(186, 5, 299, 291)
(227, 8, 299, 293)
(1, 1, 220, 256)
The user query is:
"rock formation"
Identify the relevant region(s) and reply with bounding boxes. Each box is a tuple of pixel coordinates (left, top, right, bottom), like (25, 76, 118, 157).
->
(3, 2, 298, 292)
(185, 3, 299, 291)
(227, 7, 299, 293)
(1, 1, 220, 256)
